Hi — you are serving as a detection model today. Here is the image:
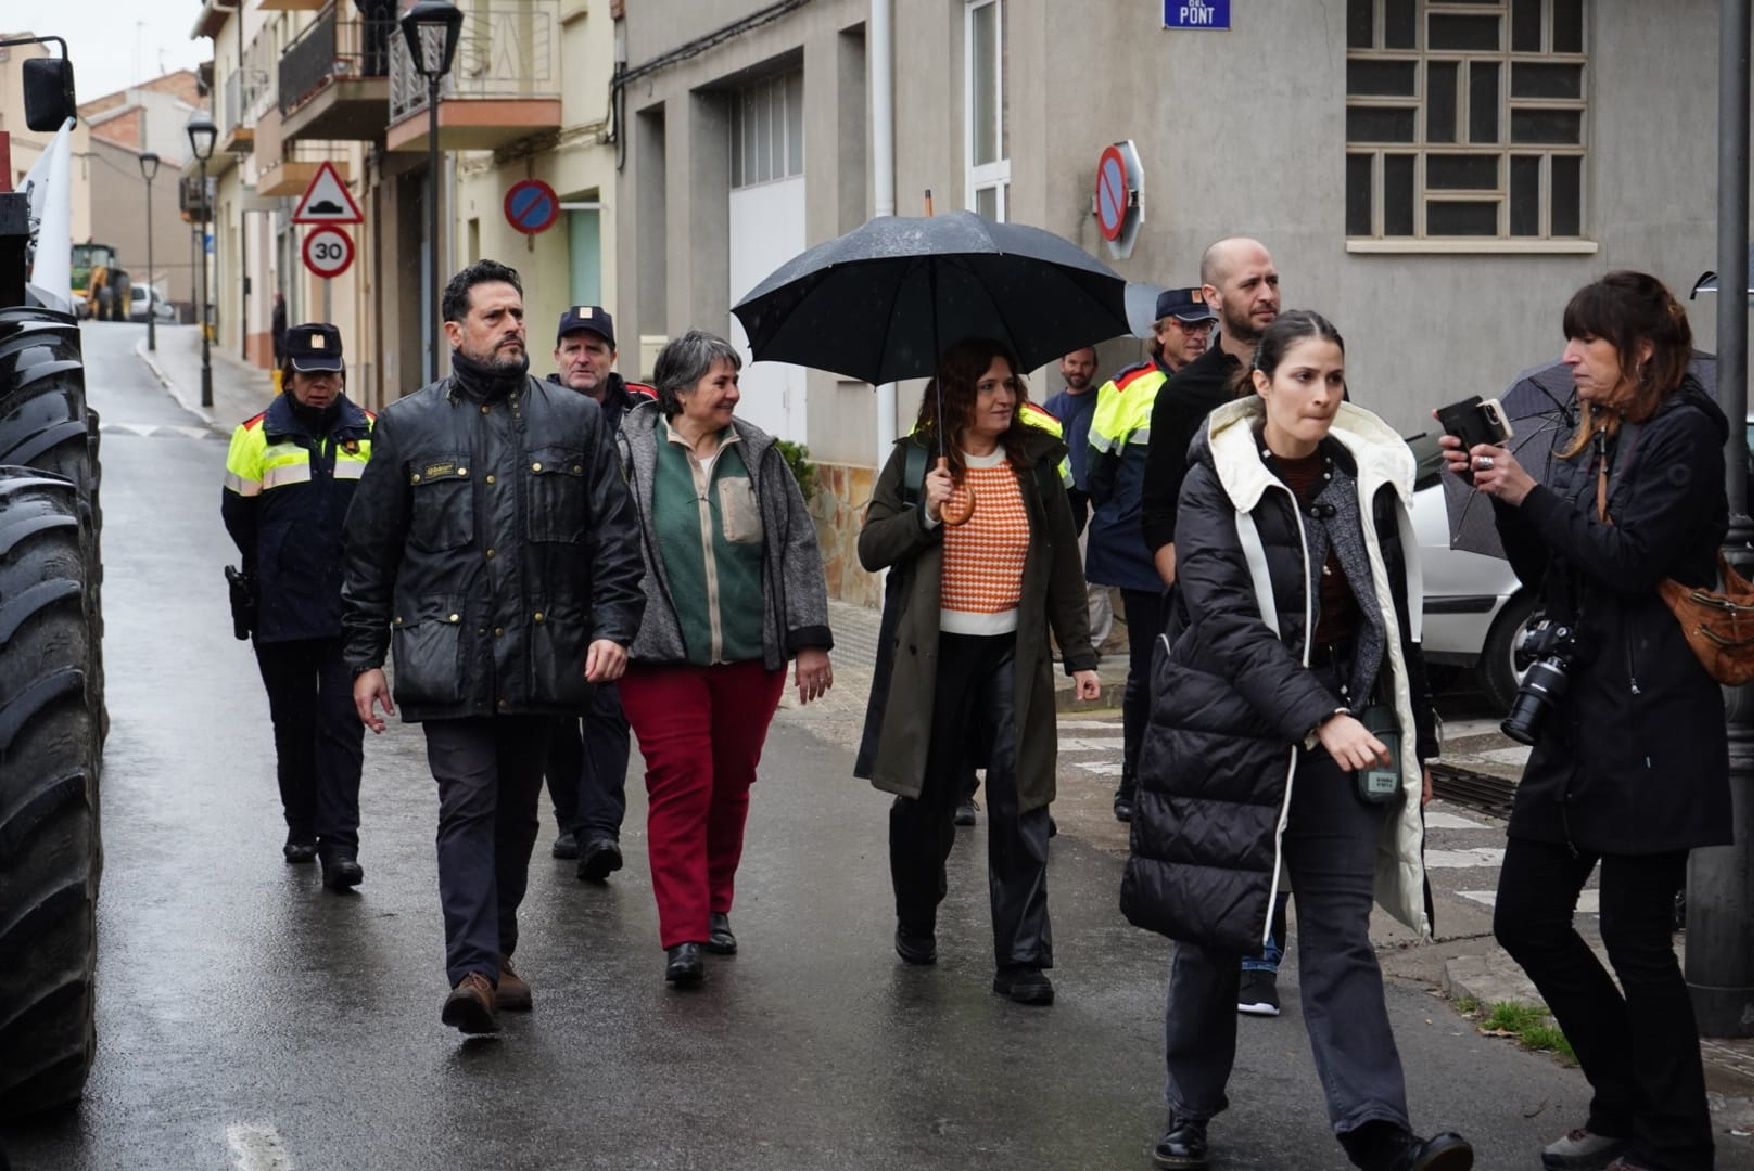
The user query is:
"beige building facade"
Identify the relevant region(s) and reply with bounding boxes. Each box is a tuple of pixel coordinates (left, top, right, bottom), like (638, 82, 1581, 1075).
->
(616, 0, 1726, 604)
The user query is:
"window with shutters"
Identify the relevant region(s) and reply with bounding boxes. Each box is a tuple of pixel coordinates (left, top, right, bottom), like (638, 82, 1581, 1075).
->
(1345, 0, 1586, 244)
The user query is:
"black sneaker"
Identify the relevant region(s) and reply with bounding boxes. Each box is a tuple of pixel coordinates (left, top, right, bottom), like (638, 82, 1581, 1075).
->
(1389, 1132, 1473, 1171)
(551, 831, 579, 861)
(1237, 969, 1281, 1017)
(895, 927, 937, 966)
(1153, 1116, 1209, 1170)
(954, 798, 978, 826)
(283, 835, 318, 864)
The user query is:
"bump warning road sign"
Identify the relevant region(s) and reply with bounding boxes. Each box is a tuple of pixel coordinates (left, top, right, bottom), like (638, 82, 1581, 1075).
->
(293, 162, 364, 225)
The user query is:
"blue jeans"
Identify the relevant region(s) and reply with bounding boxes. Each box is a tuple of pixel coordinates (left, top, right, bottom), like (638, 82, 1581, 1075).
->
(1241, 891, 1291, 973)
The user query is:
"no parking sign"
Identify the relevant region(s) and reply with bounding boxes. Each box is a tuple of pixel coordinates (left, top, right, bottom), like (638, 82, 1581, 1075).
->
(504, 179, 560, 235)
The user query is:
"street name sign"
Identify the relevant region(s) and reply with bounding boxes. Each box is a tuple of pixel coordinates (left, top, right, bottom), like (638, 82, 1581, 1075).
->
(293, 162, 364, 225)
(1164, 0, 1231, 29)
(303, 226, 355, 280)
(504, 178, 560, 235)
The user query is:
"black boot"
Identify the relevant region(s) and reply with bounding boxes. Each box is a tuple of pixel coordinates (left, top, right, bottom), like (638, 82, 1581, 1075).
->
(318, 846, 364, 891)
(664, 942, 704, 986)
(706, 912, 737, 955)
(1342, 1122, 1473, 1171)
(1152, 1116, 1209, 1170)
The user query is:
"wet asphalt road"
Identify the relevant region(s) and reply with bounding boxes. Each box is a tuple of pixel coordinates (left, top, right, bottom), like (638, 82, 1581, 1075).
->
(1, 322, 1690, 1171)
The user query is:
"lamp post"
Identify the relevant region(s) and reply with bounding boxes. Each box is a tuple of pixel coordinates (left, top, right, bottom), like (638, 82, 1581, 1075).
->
(138, 151, 160, 352)
(400, 0, 463, 384)
(186, 111, 217, 409)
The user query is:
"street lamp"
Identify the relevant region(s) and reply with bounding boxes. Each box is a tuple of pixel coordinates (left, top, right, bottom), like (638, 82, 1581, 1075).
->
(138, 151, 160, 352)
(186, 111, 217, 409)
(401, 0, 463, 383)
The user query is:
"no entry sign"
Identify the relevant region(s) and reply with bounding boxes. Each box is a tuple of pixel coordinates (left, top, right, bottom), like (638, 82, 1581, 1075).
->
(504, 179, 560, 235)
(1092, 141, 1144, 259)
(303, 226, 355, 280)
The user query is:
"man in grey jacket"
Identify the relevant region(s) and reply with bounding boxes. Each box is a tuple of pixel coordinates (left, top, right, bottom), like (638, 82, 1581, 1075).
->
(343, 259, 644, 1034)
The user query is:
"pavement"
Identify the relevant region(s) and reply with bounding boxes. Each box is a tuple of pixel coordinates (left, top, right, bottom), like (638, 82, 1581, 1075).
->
(2, 320, 1748, 1169)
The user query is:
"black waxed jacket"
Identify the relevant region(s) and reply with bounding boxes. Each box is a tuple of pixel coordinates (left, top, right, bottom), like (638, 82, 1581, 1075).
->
(1121, 398, 1437, 952)
(1493, 378, 1732, 854)
(340, 369, 645, 721)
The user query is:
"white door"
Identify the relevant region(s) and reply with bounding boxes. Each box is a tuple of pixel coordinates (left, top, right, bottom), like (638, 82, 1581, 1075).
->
(728, 177, 808, 444)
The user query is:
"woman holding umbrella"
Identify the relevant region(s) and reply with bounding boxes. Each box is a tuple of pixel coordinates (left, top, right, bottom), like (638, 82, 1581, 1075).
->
(856, 337, 1101, 1006)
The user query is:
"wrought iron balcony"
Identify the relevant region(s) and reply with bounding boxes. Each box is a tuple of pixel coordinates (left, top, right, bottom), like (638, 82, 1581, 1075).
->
(386, 0, 563, 152)
(279, 1, 394, 142)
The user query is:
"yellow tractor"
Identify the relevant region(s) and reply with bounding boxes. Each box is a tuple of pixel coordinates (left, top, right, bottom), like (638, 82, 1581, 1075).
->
(70, 241, 128, 320)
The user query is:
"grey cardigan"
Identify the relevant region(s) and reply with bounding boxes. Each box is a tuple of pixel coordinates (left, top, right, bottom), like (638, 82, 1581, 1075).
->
(616, 400, 834, 668)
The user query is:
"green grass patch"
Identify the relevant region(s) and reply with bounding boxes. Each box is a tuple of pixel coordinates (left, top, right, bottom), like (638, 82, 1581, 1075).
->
(1475, 1001, 1577, 1064)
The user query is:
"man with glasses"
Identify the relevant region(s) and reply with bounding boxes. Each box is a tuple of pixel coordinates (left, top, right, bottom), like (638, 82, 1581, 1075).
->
(1087, 288, 1218, 825)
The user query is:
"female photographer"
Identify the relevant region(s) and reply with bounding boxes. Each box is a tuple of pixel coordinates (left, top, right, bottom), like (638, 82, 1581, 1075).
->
(1123, 311, 1469, 1171)
(1441, 271, 1730, 1171)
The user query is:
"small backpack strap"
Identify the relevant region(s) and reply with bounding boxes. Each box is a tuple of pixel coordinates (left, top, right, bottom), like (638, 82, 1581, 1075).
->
(902, 440, 928, 506)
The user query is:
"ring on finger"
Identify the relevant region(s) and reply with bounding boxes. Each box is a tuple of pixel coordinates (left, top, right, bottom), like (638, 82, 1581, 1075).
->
(1475, 455, 1496, 470)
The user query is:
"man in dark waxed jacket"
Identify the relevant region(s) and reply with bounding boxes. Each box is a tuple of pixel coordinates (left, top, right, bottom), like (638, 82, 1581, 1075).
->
(342, 259, 644, 1034)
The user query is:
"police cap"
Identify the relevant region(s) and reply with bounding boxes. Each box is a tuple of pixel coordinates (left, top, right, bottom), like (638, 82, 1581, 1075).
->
(556, 305, 615, 348)
(286, 322, 345, 372)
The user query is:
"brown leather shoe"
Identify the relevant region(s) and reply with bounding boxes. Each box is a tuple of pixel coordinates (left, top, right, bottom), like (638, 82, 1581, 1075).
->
(496, 956, 532, 1012)
(441, 972, 498, 1034)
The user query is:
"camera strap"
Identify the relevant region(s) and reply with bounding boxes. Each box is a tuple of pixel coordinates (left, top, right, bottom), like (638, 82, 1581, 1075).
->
(1593, 420, 1645, 525)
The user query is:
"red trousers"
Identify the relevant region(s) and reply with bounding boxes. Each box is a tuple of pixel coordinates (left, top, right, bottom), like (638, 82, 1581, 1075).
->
(620, 659, 786, 949)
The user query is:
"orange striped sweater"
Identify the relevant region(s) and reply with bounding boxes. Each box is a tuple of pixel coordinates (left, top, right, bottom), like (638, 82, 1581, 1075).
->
(940, 451, 1028, 634)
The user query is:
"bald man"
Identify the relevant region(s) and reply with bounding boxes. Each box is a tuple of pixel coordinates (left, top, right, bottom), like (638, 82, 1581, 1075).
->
(1138, 237, 1281, 587)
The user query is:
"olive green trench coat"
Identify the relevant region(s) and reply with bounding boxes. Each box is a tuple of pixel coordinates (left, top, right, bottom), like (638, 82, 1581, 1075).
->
(853, 429, 1098, 813)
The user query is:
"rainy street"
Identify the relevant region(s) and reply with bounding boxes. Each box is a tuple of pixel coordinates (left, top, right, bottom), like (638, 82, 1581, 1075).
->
(1, 322, 1746, 1171)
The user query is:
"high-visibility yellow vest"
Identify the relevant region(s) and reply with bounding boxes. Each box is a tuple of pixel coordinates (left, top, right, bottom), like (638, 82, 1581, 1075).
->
(1089, 361, 1167, 458)
(224, 412, 373, 497)
(1017, 400, 1073, 487)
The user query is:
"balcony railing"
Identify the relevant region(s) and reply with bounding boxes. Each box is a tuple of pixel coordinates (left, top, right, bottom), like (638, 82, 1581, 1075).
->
(280, 1, 396, 118)
(389, 0, 561, 126)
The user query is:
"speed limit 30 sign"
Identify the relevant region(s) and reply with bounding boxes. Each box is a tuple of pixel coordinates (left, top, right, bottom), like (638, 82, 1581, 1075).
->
(303, 226, 355, 280)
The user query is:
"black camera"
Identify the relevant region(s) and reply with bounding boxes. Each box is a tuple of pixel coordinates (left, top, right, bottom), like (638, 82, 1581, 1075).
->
(1501, 620, 1581, 746)
(1501, 617, 1585, 746)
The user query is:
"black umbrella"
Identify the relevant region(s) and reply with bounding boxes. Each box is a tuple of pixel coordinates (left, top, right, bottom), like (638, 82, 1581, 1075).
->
(730, 210, 1131, 386)
(1446, 352, 1719, 557)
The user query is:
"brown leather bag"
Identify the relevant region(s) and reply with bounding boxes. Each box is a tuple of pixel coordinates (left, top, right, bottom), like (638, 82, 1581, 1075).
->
(1596, 431, 1754, 684)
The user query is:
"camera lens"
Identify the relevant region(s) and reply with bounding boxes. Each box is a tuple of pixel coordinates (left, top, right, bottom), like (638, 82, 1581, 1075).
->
(1501, 658, 1572, 746)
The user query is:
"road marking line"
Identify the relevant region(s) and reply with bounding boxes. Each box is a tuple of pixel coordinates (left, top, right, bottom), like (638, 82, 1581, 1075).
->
(1425, 847, 1508, 869)
(1058, 719, 1120, 730)
(1424, 811, 1492, 830)
(227, 1123, 294, 1171)
(1060, 736, 1126, 752)
(1458, 889, 1599, 914)
(1072, 760, 1125, 776)
(1442, 719, 1505, 739)
(1470, 746, 1533, 766)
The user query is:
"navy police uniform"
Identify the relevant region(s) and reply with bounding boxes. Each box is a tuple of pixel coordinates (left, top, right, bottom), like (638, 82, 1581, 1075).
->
(222, 323, 372, 884)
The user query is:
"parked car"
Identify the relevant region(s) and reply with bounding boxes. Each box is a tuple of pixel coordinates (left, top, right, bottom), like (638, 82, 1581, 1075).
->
(127, 285, 176, 322)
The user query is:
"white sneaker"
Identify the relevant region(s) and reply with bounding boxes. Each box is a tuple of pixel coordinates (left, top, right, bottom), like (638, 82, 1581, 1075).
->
(1541, 1128, 1627, 1171)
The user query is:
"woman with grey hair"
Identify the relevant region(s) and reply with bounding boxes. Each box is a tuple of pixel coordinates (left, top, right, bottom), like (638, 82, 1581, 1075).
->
(616, 329, 835, 986)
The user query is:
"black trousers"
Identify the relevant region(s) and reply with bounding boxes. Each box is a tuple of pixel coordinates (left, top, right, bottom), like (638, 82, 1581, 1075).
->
(890, 632, 1052, 970)
(1494, 838, 1714, 1171)
(252, 637, 364, 853)
(542, 683, 632, 842)
(1165, 744, 1409, 1142)
(424, 717, 552, 986)
(1116, 588, 1167, 803)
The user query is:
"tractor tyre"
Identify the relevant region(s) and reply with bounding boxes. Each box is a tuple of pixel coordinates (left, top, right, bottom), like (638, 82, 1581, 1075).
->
(0, 469, 102, 1118)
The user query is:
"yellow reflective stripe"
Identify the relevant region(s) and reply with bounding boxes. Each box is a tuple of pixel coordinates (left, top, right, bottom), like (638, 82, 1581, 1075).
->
(1090, 369, 1164, 451)
(224, 471, 260, 497)
(1057, 455, 1073, 486)
(333, 460, 367, 480)
(224, 422, 266, 491)
(1019, 404, 1063, 437)
(262, 462, 313, 490)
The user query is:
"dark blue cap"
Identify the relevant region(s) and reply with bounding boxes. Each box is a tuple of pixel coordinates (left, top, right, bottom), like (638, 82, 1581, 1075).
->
(556, 305, 615, 347)
(1155, 286, 1218, 323)
(286, 322, 344, 372)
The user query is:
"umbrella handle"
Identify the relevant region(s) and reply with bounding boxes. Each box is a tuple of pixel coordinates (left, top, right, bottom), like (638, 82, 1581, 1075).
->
(941, 483, 976, 526)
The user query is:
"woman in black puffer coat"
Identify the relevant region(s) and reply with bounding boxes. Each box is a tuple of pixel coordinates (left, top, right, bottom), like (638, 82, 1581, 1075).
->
(1443, 272, 1729, 1171)
(1121, 312, 1470, 1171)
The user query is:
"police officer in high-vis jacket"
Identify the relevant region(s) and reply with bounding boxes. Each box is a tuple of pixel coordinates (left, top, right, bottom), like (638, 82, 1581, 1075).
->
(222, 322, 373, 890)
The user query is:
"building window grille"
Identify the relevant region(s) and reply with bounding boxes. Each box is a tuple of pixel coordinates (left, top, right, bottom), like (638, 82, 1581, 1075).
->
(729, 69, 804, 190)
(965, 0, 1010, 221)
(1345, 0, 1585, 241)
